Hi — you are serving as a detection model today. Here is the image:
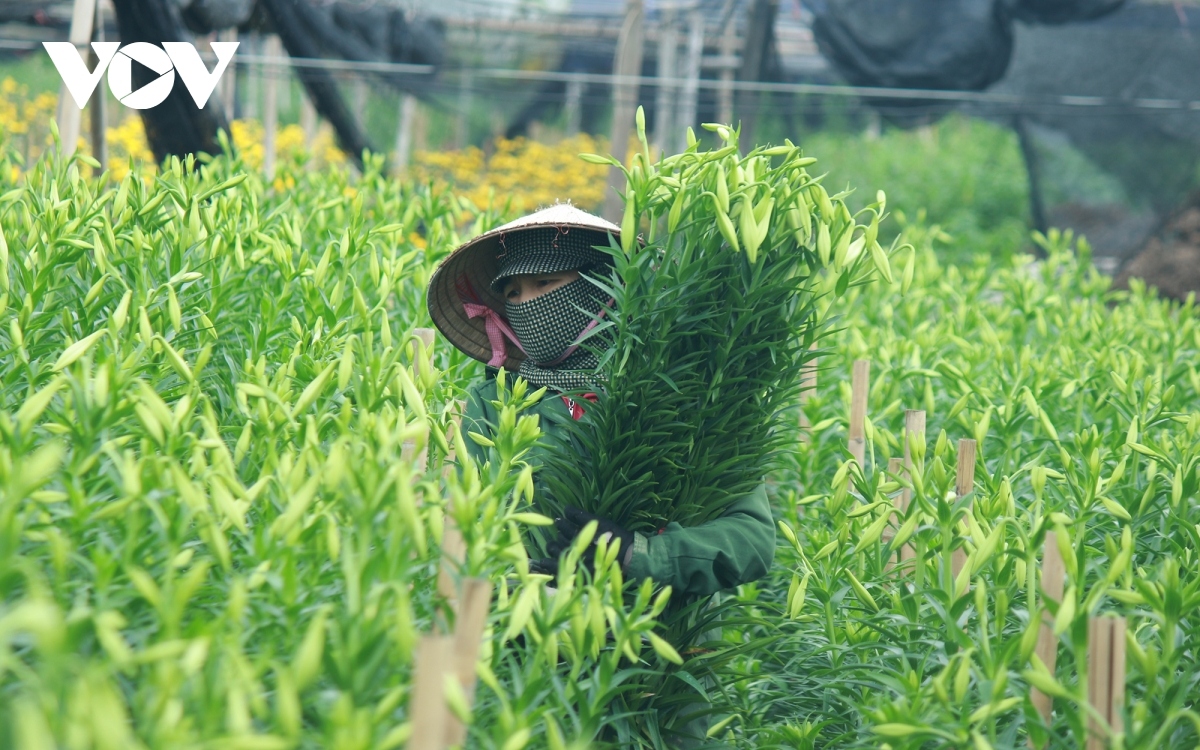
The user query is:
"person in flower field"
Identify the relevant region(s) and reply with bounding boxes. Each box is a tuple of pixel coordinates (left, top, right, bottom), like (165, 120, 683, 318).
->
(428, 204, 775, 745)
(427, 203, 775, 599)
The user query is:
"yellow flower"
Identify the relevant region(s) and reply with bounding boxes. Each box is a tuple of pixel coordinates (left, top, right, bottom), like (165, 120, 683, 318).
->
(409, 133, 610, 214)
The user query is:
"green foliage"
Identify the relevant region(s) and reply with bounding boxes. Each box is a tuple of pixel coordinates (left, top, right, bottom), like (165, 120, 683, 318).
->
(0, 140, 694, 749)
(0, 117, 1197, 750)
(802, 115, 1031, 266)
(730, 227, 1200, 749)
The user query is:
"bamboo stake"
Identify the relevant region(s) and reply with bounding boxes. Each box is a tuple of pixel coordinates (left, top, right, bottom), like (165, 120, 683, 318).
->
(443, 578, 492, 746)
(53, 0, 97, 158)
(1082, 616, 1127, 749)
(408, 635, 454, 750)
(1109, 617, 1126, 737)
(951, 438, 976, 580)
(1030, 531, 1066, 737)
(899, 409, 925, 564)
(848, 360, 869, 467)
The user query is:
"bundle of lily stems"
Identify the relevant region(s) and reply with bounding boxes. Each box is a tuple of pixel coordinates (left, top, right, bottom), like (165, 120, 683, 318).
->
(540, 113, 899, 534)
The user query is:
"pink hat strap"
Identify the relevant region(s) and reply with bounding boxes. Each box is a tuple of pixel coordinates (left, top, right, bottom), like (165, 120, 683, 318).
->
(463, 302, 526, 367)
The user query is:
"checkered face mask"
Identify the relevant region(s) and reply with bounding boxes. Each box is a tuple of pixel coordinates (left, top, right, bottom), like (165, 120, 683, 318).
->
(505, 277, 609, 366)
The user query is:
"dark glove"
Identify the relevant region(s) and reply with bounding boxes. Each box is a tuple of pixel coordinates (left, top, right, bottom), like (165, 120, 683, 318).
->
(529, 506, 634, 577)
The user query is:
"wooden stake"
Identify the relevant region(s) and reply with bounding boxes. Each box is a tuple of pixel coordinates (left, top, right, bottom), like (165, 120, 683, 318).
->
(219, 28, 237, 116)
(848, 360, 869, 468)
(1031, 531, 1066, 735)
(53, 0, 97, 158)
(676, 8, 704, 154)
(951, 438, 976, 580)
(717, 0, 737, 125)
(564, 75, 584, 136)
(443, 578, 492, 746)
(300, 89, 317, 153)
(455, 70, 473, 148)
(262, 35, 282, 182)
(408, 635, 454, 750)
(88, 0, 106, 167)
(246, 32, 260, 121)
(603, 0, 646, 223)
(653, 7, 677, 151)
(899, 410, 925, 564)
(1109, 617, 1126, 737)
(353, 78, 368, 125)
(394, 94, 418, 173)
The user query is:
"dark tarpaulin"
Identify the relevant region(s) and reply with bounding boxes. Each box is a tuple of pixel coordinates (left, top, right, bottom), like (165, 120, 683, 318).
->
(1009, 0, 1127, 25)
(809, 0, 1014, 91)
(807, 0, 1126, 93)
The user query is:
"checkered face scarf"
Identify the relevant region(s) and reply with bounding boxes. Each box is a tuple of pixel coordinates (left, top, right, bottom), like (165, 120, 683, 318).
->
(506, 277, 612, 393)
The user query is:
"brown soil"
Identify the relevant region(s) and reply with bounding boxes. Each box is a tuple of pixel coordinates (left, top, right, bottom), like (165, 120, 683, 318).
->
(1113, 194, 1200, 302)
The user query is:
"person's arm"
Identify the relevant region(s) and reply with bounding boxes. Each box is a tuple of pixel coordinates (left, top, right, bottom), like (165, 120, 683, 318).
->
(622, 484, 776, 599)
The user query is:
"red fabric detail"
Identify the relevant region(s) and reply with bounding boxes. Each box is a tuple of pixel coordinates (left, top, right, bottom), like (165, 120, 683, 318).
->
(561, 396, 585, 420)
(657, 528, 666, 535)
(561, 393, 600, 420)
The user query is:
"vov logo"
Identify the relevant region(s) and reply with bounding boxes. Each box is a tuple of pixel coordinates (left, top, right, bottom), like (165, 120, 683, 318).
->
(44, 42, 239, 110)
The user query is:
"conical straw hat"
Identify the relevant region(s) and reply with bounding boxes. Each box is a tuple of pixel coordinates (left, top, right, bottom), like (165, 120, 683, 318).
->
(426, 204, 621, 369)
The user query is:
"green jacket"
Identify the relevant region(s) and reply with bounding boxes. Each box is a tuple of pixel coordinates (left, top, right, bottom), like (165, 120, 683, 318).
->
(462, 376, 776, 599)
